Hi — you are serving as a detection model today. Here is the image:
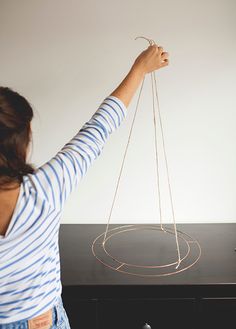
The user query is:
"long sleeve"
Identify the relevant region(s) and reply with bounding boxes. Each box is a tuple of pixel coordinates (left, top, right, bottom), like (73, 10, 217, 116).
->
(30, 95, 128, 211)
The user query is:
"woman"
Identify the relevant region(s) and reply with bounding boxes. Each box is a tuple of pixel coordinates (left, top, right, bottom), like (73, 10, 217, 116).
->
(0, 44, 169, 328)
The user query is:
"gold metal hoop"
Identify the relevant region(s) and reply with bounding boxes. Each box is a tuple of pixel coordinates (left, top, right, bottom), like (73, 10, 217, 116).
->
(92, 224, 201, 277)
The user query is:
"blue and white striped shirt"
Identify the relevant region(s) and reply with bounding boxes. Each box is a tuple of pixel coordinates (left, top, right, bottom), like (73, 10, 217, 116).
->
(0, 95, 127, 323)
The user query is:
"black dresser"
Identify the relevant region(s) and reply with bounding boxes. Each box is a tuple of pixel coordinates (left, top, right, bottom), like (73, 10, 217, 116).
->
(59, 224, 236, 329)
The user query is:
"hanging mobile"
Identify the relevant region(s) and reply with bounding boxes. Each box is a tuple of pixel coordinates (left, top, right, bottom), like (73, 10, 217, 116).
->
(91, 36, 201, 277)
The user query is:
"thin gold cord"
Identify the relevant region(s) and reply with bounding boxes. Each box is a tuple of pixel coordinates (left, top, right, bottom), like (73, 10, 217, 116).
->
(103, 77, 146, 244)
(152, 70, 181, 267)
(151, 71, 163, 232)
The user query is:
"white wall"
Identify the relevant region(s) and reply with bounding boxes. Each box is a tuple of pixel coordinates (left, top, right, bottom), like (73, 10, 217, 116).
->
(0, 0, 235, 223)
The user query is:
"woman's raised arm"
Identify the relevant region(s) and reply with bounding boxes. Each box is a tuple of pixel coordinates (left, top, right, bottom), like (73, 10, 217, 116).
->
(30, 43, 169, 211)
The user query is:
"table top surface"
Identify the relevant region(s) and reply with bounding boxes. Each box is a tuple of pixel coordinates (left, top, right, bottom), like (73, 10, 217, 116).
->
(59, 223, 236, 287)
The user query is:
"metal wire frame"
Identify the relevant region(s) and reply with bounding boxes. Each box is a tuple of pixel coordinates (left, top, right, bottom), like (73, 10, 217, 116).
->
(91, 36, 201, 277)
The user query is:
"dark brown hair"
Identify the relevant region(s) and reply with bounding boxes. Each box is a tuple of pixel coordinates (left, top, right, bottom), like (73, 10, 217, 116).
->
(0, 87, 35, 191)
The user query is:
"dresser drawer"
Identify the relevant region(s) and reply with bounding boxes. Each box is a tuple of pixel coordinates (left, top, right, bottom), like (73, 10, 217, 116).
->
(199, 298, 236, 328)
(62, 293, 97, 329)
(98, 298, 196, 329)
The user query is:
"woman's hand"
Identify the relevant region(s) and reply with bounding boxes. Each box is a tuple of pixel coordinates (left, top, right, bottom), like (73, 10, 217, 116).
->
(109, 43, 169, 108)
(133, 44, 169, 75)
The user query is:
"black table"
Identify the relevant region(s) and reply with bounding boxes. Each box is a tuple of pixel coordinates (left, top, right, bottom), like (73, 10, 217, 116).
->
(59, 224, 236, 329)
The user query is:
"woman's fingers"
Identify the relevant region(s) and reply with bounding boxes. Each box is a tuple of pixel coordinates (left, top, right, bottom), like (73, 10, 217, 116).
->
(160, 51, 169, 67)
(161, 52, 169, 59)
(160, 58, 169, 67)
